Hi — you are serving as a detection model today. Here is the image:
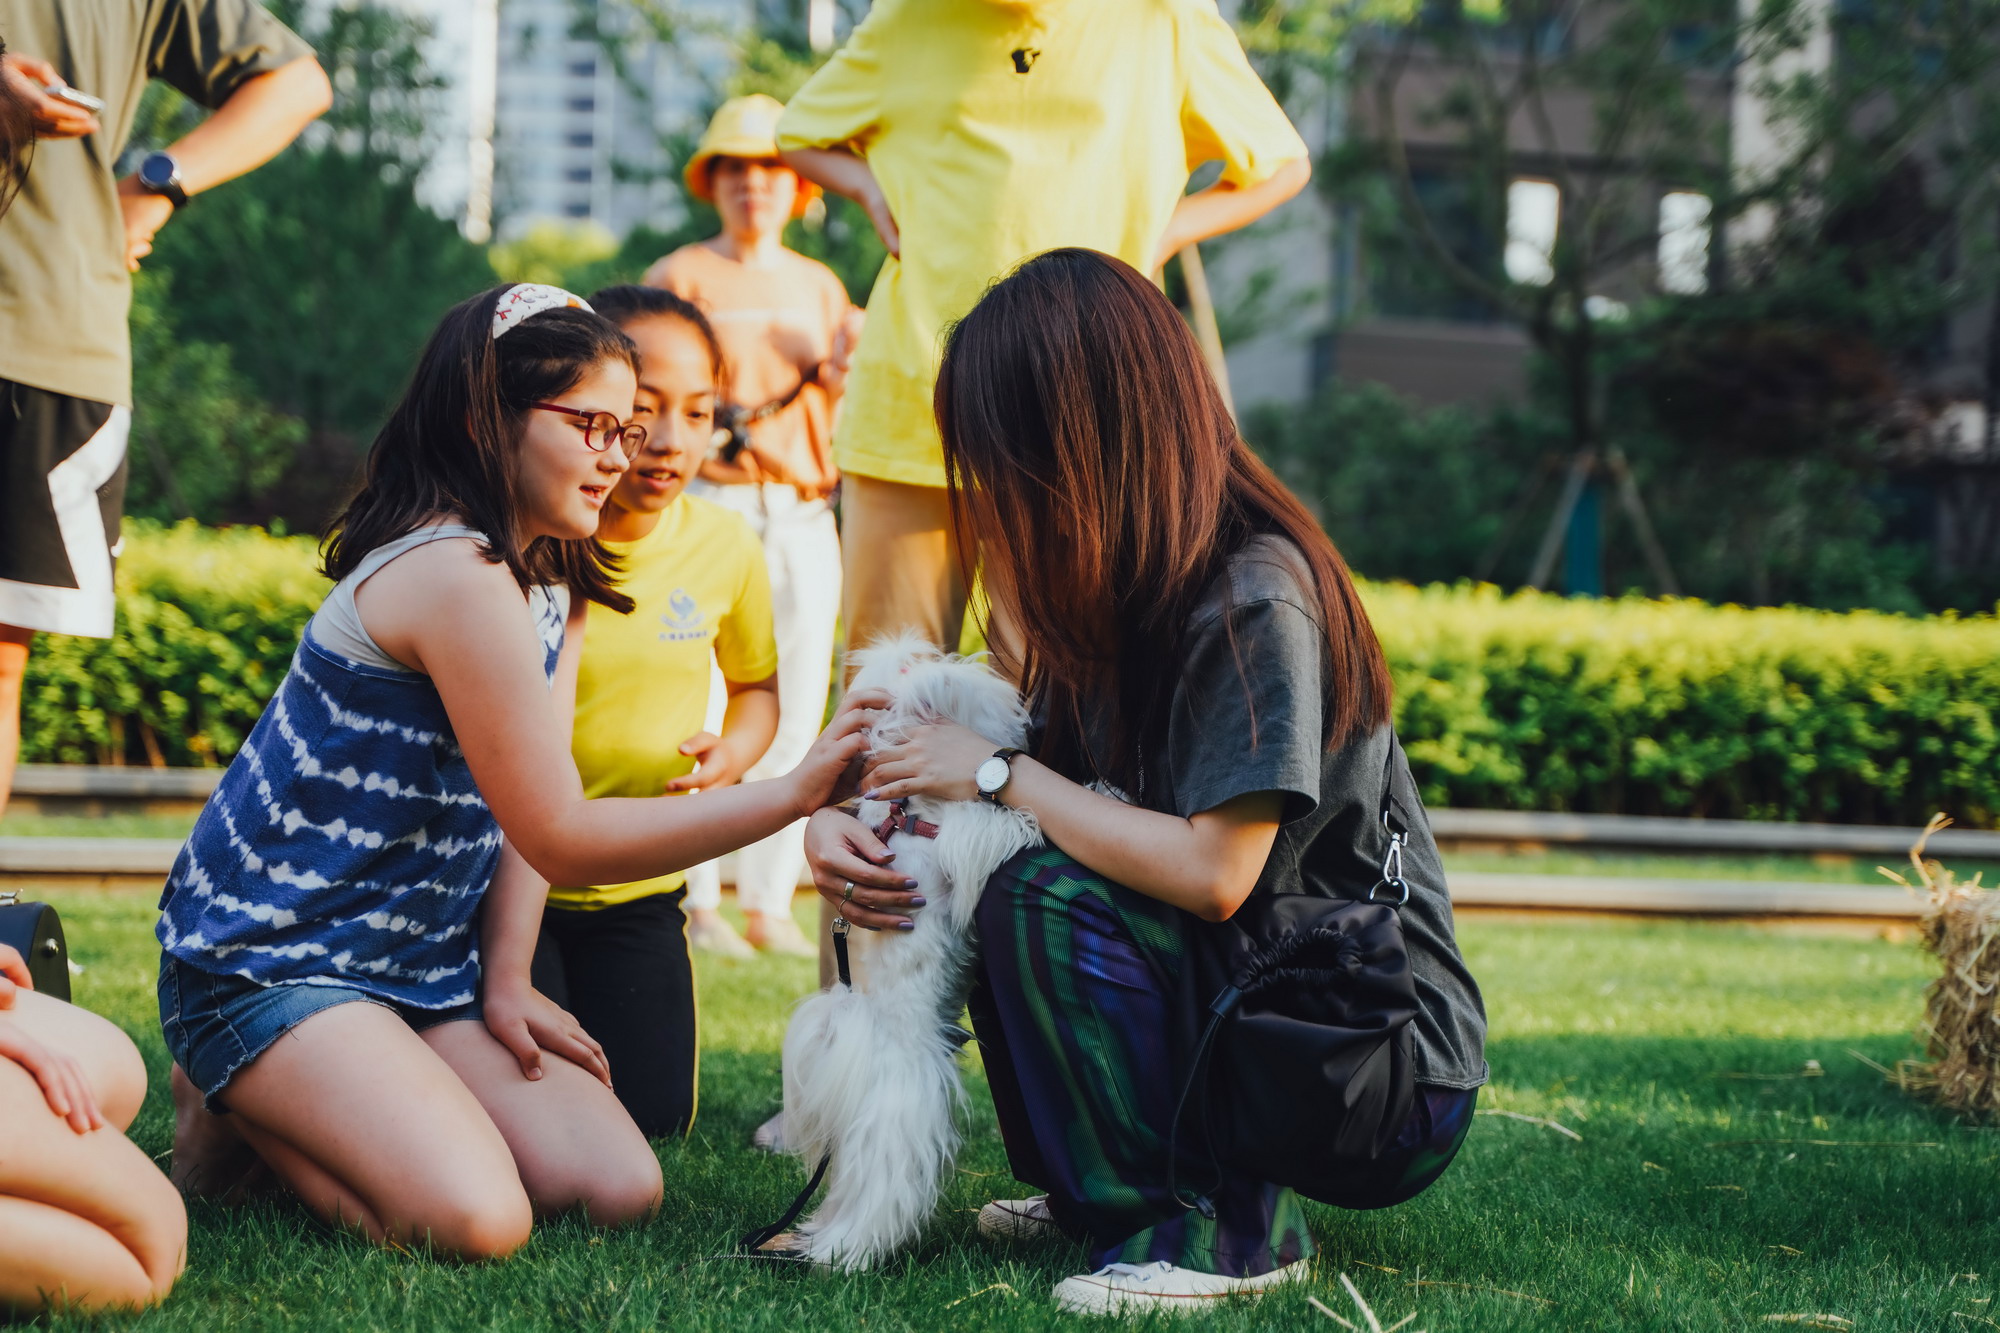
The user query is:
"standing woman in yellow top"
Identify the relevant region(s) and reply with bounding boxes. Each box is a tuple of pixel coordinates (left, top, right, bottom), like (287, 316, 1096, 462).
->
(531, 285, 782, 1138)
(776, 0, 1313, 668)
(643, 95, 861, 961)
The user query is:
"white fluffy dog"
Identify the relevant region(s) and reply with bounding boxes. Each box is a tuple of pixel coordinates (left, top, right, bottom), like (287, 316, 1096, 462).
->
(777, 634, 1043, 1270)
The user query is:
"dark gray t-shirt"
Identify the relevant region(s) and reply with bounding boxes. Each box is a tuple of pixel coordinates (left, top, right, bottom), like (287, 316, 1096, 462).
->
(1145, 535, 1488, 1090)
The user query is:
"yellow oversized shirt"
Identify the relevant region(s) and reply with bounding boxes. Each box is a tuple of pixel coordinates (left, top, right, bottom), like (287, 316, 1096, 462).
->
(554, 496, 778, 908)
(776, 0, 1307, 488)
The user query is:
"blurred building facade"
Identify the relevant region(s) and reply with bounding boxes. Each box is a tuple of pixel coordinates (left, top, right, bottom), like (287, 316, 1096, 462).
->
(393, 0, 759, 242)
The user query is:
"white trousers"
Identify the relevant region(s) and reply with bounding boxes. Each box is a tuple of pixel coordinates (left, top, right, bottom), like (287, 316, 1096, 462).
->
(682, 482, 842, 916)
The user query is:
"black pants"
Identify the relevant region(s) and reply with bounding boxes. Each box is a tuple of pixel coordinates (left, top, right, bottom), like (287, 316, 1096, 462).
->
(531, 892, 696, 1138)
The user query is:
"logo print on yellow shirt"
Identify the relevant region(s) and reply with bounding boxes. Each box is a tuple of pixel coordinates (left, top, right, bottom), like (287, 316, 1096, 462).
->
(659, 588, 708, 643)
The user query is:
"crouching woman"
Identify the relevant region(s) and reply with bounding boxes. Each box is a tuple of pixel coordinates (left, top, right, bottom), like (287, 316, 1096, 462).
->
(804, 249, 1488, 1316)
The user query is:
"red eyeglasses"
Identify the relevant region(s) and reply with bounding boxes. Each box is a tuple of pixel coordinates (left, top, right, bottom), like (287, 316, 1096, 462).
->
(531, 402, 649, 457)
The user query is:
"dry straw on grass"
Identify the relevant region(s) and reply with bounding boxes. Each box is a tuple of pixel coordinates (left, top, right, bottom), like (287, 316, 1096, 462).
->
(1880, 815, 2000, 1116)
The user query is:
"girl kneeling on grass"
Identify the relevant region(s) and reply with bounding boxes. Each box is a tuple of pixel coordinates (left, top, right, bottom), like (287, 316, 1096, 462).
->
(157, 284, 878, 1260)
(805, 250, 1488, 1316)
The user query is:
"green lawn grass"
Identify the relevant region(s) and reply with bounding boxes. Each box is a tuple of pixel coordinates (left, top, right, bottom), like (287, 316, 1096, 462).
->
(24, 889, 2000, 1331)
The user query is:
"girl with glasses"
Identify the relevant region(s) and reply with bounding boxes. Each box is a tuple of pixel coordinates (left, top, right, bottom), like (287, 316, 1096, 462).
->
(156, 284, 882, 1260)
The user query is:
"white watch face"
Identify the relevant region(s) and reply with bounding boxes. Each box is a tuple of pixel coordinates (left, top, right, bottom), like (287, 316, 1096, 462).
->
(976, 756, 1011, 793)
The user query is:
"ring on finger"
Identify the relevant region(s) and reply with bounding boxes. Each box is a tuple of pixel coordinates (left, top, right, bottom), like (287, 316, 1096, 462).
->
(842, 880, 856, 904)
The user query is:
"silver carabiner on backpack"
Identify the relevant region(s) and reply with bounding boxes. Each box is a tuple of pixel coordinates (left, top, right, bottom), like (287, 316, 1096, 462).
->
(1366, 808, 1412, 907)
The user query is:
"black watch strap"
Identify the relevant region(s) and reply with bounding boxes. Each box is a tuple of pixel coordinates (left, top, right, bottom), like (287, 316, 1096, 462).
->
(139, 152, 188, 209)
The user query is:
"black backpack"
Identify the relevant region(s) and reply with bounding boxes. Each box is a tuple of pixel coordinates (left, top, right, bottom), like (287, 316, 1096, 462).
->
(1168, 735, 1420, 1212)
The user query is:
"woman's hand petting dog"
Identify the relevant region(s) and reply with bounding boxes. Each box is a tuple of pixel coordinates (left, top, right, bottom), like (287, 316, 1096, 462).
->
(861, 722, 995, 805)
(804, 807, 925, 932)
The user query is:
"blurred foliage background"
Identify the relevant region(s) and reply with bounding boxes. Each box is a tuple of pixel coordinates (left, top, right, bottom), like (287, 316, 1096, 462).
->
(110, 0, 2000, 619)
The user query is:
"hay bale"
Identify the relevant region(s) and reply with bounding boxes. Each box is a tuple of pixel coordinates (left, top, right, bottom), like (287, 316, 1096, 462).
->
(1885, 816, 2000, 1117)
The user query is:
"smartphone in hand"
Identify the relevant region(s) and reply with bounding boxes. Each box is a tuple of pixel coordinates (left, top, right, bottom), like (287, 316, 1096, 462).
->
(43, 83, 104, 114)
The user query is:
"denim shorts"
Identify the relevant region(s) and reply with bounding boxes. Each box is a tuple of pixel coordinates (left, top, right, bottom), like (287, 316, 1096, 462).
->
(158, 951, 482, 1112)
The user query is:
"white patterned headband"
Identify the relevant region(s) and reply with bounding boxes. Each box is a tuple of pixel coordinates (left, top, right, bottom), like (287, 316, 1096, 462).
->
(491, 283, 593, 340)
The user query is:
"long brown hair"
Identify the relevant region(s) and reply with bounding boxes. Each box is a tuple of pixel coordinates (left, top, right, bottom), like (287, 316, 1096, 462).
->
(934, 248, 1391, 797)
(323, 287, 639, 614)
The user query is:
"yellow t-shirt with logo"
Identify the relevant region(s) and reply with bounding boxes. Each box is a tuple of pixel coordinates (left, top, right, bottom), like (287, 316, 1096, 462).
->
(776, 0, 1307, 488)
(552, 496, 779, 908)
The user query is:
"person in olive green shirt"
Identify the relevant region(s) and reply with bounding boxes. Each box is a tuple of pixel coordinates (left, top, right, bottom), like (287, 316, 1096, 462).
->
(0, 1, 329, 823)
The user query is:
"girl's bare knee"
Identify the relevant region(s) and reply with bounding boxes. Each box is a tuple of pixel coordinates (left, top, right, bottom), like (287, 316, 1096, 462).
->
(586, 1161, 664, 1228)
(418, 1188, 533, 1261)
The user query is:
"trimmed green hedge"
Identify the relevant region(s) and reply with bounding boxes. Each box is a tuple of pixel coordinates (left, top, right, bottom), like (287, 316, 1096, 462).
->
(1366, 583, 2000, 826)
(21, 525, 2000, 826)
(22, 522, 325, 767)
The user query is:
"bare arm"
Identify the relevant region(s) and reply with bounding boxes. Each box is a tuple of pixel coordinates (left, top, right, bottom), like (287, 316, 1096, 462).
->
(356, 540, 878, 889)
(849, 723, 1283, 923)
(118, 55, 333, 270)
(1151, 156, 1312, 273)
(780, 146, 899, 258)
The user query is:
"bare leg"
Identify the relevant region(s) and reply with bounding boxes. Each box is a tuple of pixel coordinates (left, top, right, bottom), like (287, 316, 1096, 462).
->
(421, 1020, 661, 1226)
(170, 1063, 268, 1199)
(0, 624, 32, 823)
(217, 1003, 534, 1260)
(0, 1053, 186, 1313)
(6, 990, 148, 1129)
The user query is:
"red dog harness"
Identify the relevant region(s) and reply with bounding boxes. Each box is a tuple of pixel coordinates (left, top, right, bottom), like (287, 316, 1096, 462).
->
(874, 799, 940, 843)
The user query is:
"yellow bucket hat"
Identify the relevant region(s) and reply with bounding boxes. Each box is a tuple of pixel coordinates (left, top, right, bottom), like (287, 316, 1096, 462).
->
(684, 94, 819, 217)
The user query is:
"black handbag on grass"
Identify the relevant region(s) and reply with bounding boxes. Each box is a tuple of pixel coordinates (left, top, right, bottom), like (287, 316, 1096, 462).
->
(1168, 735, 1419, 1212)
(0, 891, 71, 1002)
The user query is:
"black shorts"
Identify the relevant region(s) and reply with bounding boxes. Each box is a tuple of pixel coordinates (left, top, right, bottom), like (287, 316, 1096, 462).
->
(532, 891, 699, 1138)
(0, 379, 129, 637)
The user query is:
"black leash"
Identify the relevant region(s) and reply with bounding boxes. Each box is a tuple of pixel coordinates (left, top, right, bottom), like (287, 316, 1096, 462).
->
(738, 918, 854, 1257)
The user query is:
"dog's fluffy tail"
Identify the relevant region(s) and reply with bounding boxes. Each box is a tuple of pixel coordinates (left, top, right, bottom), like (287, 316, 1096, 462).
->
(782, 982, 966, 1270)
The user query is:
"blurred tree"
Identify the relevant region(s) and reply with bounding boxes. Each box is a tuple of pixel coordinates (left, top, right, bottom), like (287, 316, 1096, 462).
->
(1264, 0, 2000, 609)
(129, 2, 496, 529)
(490, 221, 623, 287)
(125, 272, 305, 525)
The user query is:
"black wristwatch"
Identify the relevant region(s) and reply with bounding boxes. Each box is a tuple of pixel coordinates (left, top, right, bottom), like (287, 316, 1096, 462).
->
(137, 152, 188, 209)
(974, 748, 1023, 805)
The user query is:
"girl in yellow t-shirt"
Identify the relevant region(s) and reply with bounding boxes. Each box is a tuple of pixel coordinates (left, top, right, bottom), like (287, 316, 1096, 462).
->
(531, 285, 783, 1137)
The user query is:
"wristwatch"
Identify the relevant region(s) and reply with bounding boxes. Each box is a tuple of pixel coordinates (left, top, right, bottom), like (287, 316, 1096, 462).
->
(137, 152, 188, 209)
(974, 748, 1023, 805)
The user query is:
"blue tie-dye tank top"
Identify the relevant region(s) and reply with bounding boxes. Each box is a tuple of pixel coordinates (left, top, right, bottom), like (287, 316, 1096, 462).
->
(156, 526, 567, 1008)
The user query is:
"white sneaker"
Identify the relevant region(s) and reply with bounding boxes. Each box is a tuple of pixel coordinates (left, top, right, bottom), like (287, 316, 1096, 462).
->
(977, 1195, 1063, 1242)
(688, 913, 756, 959)
(1052, 1259, 1310, 1316)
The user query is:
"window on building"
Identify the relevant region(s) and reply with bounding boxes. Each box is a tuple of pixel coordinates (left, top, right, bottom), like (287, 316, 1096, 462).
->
(566, 131, 593, 148)
(1365, 168, 1504, 322)
(565, 167, 593, 184)
(567, 97, 595, 113)
(568, 59, 596, 77)
(1657, 191, 1712, 295)
(1504, 179, 1559, 286)
(563, 201, 591, 218)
